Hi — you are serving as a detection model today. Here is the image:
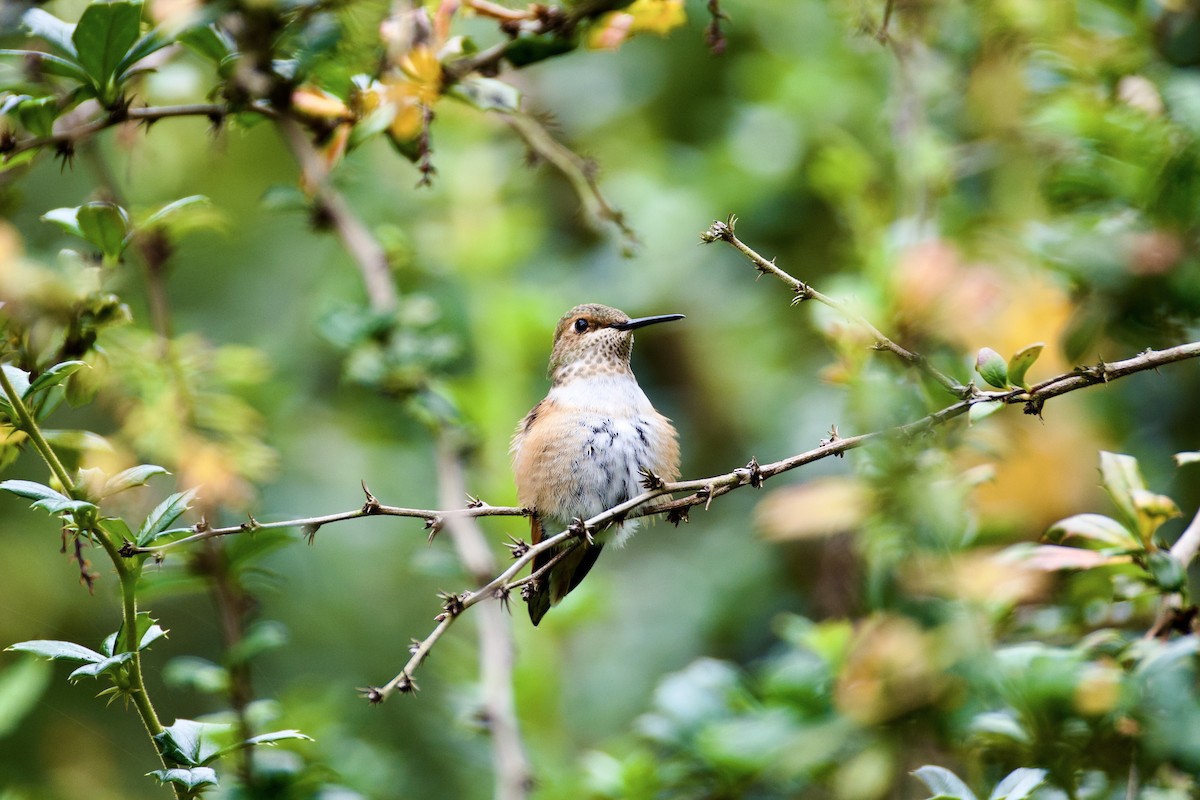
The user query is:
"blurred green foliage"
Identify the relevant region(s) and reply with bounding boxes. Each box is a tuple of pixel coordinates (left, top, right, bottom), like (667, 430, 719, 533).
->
(2, 0, 1200, 798)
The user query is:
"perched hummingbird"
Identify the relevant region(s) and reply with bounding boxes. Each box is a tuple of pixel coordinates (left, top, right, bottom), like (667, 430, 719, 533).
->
(511, 304, 683, 625)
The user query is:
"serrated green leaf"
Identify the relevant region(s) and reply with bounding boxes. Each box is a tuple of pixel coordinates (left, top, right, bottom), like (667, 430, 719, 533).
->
(1045, 513, 1139, 549)
(154, 719, 233, 767)
(76, 202, 131, 261)
(137, 487, 199, 545)
(148, 767, 218, 790)
(6, 639, 104, 663)
(450, 76, 522, 112)
(140, 195, 211, 230)
(102, 464, 169, 497)
(99, 517, 134, 544)
(968, 399, 1004, 426)
(30, 496, 96, 515)
(105, 612, 168, 655)
(26, 361, 88, 398)
(72, 1, 142, 101)
(0, 480, 65, 504)
(21, 8, 78, 57)
(41, 207, 84, 239)
(912, 765, 978, 800)
(1006, 343, 1044, 391)
(989, 769, 1047, 800)
(1099, 451, 1145, 534)
(69, 652, 133, 680)
(974, 347, 1009, 389)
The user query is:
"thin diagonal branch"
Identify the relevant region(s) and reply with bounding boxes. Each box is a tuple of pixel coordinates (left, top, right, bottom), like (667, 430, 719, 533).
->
(364, 338, 1200, 700)
(276, 117, 400, 314)
(701, 216, 967, 396)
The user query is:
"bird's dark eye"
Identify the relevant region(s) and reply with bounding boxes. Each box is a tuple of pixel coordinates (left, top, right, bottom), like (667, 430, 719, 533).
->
(573, 318, 589, 333)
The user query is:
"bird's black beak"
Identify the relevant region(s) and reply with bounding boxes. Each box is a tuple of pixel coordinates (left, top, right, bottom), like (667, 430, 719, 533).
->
(610, 314, 685, 331)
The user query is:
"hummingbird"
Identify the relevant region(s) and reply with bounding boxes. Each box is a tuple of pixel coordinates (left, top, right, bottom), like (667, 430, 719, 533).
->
(511, 303, 683, 625)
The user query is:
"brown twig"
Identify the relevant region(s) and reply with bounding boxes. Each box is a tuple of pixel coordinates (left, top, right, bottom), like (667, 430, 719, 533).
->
(502, 111, 637, 247)
(701, 216, 967, 396)
(123, 493, 528, 556)
(276, 117, 400, 314)
(2, 103, 259, 160)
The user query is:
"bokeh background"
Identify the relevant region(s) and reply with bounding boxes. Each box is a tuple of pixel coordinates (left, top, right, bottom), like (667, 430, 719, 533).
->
(4, 0, 1200, 797)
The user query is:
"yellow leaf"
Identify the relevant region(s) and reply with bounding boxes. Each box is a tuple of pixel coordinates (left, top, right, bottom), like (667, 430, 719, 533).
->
(626, 0, 686, 35)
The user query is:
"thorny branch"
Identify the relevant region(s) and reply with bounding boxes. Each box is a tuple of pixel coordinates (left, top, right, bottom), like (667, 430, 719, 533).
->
(701, 216, 968, 397)
(355, 339, 1200, 700)
(116, 346, 1200, 695)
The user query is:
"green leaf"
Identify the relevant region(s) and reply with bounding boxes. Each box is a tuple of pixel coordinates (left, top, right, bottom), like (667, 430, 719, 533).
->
(225, 620, 288, 665)
(1147, 551, 1187, 592)
(974, 347, 1009, 389)
(1099, 451, 1146, 534)
(154, 719, 233, 767)
(163, 657, 229, 694)
(69, 652, 133, 680)
(0, 51, 90, 84)
(989, 769, 1047, 800)
(105, 612, 168, 655)
(114, 28, 171, 82)
(0, 478, 94, 515)
(13, 96, 59, 139)
(178, 24, 234, 66)
(450, 76, 522, 112)
(40, 429, 112, 454)
(76, 202, 131, 261)
(968, 399, 1004, 426)
(21, 8, 78, 57)
(72, 1, 143, 99)
(1006, 343, 1044, 391)
(148, 767, 218, 791)
(239, 729, 313, 748)
(0, 658, 52, 737)
(0, 480, 62, 504)
(41, 207, 85, 239)
(102, 464, 170, 497)
(140, 195, 211, 230)
(912, 765, 978, 800)
(137, 487, 199, 546)
(0, 365, 30, 418)
(26, 361, 88, 397)
(1045, 513, 1139, 549)
(6, 639, 104, 664)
